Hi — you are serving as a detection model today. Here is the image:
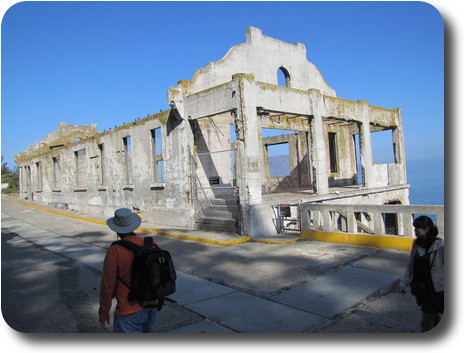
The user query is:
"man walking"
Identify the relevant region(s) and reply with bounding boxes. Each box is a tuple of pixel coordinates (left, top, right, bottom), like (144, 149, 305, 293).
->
(98, 208, 158, 333)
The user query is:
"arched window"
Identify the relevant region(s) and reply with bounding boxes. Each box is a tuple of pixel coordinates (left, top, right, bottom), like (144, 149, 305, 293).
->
(277, 67, 291, 87)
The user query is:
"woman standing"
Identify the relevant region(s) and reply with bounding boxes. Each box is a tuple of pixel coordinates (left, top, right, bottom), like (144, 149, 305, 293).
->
(398, 216, 444, 332)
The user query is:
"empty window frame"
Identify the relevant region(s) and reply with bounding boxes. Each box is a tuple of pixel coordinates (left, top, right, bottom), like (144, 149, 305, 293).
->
(123, 136, 133, 184)
(353, 134, 363, 185)
(74, 149, 87, 187)
(25, 165, 32, 191)
(277, 66, 291, 87)
(150, 128, 164, 183)
(370, 128, 395, 164)
(52, 157, 62, 189)
(328, 132, 338, 173)
(36, 161, 43, 190)
(98, 144, 105, 185)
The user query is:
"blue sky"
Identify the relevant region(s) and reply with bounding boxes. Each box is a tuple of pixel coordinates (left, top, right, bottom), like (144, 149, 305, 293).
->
(1, 1, 444, 170)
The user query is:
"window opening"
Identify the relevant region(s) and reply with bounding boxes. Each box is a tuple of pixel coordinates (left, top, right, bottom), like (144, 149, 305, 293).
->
(262, 128, 297, 178)
(151, 128, 164, 183)
(123, 136, 132, 184)
(52, 157, 61, 188)
(328, 132, 338, 173)
(371, 129, 395, 163)
(36, 161, 43, 190)
(26, 165, 32, 190)
(277, 67, 291, 87)
(123, 136, 132, 153)
(25, 165, 33, 199)
(74, 149, 86, 187)
(98, 144, 105, 185)
(353, 134, 363, 185)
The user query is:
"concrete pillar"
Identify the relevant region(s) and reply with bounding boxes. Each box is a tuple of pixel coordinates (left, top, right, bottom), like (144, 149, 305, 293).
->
(308, 89, 329, 195)
(232, 73, 262, 235)
(357, 100, 375, 188)
(393, 108, 407, 184)
(374, 212, 384, 235)
(347, 211, 356, 233)
(401, 212, 414, 237)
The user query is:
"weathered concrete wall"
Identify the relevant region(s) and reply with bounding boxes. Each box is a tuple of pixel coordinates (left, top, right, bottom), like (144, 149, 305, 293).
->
(16, 112, 195, 227)
(170, 27, 336, 101)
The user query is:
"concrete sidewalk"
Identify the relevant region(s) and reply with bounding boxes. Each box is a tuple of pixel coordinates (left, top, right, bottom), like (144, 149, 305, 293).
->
(1, 196, 422, 333)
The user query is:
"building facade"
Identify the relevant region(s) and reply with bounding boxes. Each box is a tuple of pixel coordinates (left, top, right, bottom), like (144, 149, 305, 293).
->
(15, 27, 409, 236)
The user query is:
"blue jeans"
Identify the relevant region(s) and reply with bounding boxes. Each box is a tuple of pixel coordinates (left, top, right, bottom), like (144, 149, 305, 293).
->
(113, 308, 158, 333)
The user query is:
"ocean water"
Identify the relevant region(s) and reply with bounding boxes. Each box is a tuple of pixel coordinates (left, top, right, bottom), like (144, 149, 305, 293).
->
(264, 154, 443, 205)
(407, 159, 444, 205)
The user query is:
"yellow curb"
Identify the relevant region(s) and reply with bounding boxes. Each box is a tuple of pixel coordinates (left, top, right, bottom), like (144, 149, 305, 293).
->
(301, 229, 413, 251)
(250, 238, 301, 245)
(137, 227, 252, 246)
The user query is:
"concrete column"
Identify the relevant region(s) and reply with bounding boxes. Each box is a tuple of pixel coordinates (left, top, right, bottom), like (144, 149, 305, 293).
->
(232, 74, 262, 235)
(393, 108, 407, 184)
(401, 212, 414, 237)
(308, 89, 329, 195)
(374, 212, 384, 235)
(347, 211, 356, 233)
(18, 166, 23, 196)
(323, 210, 331, 231)
(357, 100, 375, 188)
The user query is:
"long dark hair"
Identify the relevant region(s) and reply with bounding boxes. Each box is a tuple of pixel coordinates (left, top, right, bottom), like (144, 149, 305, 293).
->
(413, 216, 438, 248)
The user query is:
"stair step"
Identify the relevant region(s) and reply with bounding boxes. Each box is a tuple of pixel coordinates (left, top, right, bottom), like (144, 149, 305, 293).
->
(211, 198, 239, 206)
(194, 198, 239, 233)
(193, 222, 238, 233)
(196, 216, 237, 226)
(208, 204, 239, 210)
(207, 207, 239, 218)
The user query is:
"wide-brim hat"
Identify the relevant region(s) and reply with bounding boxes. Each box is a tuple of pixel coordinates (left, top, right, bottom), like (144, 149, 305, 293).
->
(106, 208, 141, 234)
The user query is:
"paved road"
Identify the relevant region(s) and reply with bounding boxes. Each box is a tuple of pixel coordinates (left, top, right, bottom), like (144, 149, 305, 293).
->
(1, 196, 426, 333)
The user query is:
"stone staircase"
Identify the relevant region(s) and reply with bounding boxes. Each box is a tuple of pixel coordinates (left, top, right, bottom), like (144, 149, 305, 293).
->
(194, 198, 239, 233)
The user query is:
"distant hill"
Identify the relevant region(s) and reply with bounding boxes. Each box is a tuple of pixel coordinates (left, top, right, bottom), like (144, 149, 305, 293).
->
(268, 154, 290, 177)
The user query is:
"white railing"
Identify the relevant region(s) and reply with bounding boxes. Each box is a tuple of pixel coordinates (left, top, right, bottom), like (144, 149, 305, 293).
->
(299, 203, 445, 238)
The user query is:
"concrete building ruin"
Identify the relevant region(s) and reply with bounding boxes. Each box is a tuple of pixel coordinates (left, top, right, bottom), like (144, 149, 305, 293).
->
(15, 27, 409, 236)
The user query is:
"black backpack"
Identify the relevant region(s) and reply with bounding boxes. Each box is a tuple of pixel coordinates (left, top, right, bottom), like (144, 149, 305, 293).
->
(112, 237, 176, 311)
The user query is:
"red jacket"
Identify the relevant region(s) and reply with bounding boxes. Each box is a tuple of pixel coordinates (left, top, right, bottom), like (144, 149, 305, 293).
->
(99, 234, 158, 318)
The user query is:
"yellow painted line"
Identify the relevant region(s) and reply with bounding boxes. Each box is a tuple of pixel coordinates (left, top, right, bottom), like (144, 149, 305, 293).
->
(137, 227, 252, 246)
(1, 196, 259, 246)
(301, 229, 413, 251)
(250, 238, 301, 245)
(2, 196, 106, 226)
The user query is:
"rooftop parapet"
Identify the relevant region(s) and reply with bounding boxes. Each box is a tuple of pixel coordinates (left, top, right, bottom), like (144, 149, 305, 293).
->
(169, 26, 336, 105)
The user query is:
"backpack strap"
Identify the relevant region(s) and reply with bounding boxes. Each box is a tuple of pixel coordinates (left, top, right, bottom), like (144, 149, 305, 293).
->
(112, 237, 156, 253)
(144, 236, 154, 248)
(110, 240, 143, 290)
(111, 239, 142, 253)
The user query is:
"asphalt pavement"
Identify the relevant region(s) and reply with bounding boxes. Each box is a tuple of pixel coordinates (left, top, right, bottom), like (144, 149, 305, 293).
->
(1, 196, 428, 333)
